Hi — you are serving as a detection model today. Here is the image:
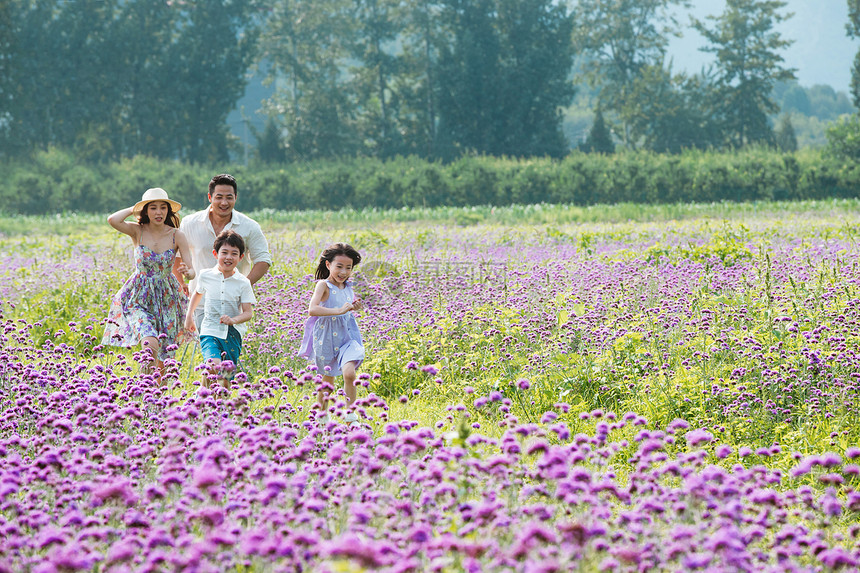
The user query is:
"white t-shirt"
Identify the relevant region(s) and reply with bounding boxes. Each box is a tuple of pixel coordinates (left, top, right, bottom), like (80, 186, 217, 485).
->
(180, 207, 272, 294)
(195, 267, 257, 339)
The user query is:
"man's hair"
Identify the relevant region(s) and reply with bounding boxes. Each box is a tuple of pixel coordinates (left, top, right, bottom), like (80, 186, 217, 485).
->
(209, 173, 238, 196)
(214, 229, 246, 255)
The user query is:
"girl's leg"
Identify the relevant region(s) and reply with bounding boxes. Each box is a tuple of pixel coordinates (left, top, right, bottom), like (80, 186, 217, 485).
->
(318, 375, 335, 414)
(342, 361, 358, 406)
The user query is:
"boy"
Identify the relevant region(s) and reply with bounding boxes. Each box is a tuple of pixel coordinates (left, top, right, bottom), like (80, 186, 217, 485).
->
(185, 230, 257, 387)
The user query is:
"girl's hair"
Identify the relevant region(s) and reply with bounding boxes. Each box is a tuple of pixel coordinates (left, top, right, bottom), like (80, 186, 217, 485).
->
(315, 243, 361, 280)
(137, 201, 180, 228)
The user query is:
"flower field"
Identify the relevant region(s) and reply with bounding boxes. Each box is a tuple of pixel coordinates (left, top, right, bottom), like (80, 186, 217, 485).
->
(2, 201, 860, 572)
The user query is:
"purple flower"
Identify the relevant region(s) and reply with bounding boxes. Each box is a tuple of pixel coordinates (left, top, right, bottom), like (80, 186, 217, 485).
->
(685, 428, 714, 448)
(715, 444, 732, 459)
(193, 464, 221, 490)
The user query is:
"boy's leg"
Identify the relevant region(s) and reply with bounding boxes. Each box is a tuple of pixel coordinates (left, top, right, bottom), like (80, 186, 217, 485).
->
(218, 327, 242, 388)
(199, 335, 223, 388)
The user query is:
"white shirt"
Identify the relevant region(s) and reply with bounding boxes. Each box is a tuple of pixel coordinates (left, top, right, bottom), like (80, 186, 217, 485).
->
(195, 267, 257, 339)
(180, 207, 272, 294)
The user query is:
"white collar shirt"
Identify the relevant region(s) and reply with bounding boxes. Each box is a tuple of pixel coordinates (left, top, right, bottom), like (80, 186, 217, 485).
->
(195, 267, 257, 339)
(180, 206, 272, 294)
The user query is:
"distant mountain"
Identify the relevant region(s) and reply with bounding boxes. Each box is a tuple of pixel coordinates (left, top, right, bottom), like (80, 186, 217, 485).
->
(668, 0, 858, 93)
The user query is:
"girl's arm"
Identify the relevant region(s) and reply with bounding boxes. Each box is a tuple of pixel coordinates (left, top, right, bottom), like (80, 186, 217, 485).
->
(308, 280, 352, 316)
(174, 230, 195, 280)
(221, 302, 253, 326)
(185, 291, 203, 332)
(107, 207, 141, 242)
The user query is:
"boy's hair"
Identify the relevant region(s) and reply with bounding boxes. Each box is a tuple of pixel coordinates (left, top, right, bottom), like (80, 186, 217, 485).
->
(138, 202, 180, 228)
(315, 243, 361, 280)
(209, 173, 238, 196)
(214, 229, 246, 255)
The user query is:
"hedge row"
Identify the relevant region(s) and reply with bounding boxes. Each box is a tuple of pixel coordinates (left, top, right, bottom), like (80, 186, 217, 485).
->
(5, 147, 860, 215)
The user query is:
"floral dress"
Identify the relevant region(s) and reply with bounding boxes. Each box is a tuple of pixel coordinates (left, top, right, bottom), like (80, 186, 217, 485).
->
(102, 237, 191, 361)
(299, 280, 364, 377)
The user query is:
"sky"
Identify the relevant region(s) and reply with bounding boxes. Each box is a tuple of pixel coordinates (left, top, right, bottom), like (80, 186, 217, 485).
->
(667, 0, 858, 93)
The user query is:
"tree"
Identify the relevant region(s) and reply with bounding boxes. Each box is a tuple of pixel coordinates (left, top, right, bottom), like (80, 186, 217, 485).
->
(260, 0, 360, 161)
(434, 0, 576, 158)
(3, 0, 256, 162)
(397, 0, 444, 157)
(572, 0, 689, 147)
(255, 118, 286, 163)
(579, 107, 615, 153)
(692, 0, 796, 148)
(4, 0, 119, 157)
(826, 114, 860, 159)
(774, 113, 797, 152)
(348, 0, 403, 158)
(625, 64, 722, 153)
(849, 0, 860, 108)
(165, 0, 259, 163)
(0, 0, 13, 150)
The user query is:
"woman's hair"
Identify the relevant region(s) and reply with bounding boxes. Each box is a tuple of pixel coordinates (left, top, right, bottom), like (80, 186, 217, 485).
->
(315, 243, 361, 280)
(137, 201, 180, 228)
(214, 229, 246, 255)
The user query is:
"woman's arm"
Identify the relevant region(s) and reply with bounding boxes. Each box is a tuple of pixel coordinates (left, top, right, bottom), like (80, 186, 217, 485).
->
(174, 230, 195, 280)
(107, 207, 141, 242)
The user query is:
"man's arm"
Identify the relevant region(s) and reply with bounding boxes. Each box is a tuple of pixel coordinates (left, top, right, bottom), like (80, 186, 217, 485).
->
(243, 220, 272, 284)
(246, 261, 270, 285)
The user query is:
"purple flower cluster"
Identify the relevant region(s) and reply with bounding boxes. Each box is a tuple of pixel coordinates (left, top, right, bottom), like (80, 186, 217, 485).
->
(1, 311, 859, 571)
(2, 214, 860, 570)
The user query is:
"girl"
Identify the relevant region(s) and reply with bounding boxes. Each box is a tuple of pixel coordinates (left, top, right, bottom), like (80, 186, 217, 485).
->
(299, 243, 364, 423)
(102, 188, 195, 377)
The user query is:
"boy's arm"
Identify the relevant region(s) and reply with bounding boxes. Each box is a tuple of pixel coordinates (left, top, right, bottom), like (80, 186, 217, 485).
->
(185, 291, 203, 332)
(222, 302, 253, 326)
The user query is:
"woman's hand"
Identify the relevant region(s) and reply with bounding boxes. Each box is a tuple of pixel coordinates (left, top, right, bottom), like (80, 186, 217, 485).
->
(177, 261, 194, 280)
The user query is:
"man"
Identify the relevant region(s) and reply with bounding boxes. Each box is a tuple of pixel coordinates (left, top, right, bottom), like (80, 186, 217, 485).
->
(178, 173, 272, 328)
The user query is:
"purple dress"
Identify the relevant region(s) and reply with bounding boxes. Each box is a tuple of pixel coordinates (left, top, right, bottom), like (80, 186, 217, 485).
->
(299, 280, 364, 377)
(102, 240, 191, 361)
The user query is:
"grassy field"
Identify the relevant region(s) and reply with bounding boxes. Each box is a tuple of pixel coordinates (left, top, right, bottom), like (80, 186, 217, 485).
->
(1, 200, 860, 571)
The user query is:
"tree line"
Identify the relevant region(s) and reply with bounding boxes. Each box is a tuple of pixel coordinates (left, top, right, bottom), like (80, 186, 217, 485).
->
(1, 0, 857, 164)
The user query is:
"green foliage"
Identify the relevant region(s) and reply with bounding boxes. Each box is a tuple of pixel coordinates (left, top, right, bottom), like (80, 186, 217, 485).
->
(774, 81, 855, 122)
(433, 0, 575, 159)
(693, 0, 795, 148)
(578, 108, 615, 154)
(5, 147, 860, 216)
(775, 114, 798, 153)
(849, 0, 860, 108)
(825, 114, 860, 161)
(3, 0, 257, 163)
(572, 0, 687, 148)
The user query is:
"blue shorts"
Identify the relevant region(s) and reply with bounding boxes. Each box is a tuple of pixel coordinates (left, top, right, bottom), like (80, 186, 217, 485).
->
(200, 326, 242, 365)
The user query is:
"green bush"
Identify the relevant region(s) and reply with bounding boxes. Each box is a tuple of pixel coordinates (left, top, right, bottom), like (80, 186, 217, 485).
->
(5, 147, 860, 215)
